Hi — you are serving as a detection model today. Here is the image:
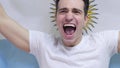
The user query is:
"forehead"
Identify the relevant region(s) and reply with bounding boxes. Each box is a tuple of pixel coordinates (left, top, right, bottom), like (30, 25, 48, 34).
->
(58, 0, 84, 9)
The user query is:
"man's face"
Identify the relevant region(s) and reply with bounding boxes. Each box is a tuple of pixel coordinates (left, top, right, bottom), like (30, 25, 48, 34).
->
(56, 0, 88, 46)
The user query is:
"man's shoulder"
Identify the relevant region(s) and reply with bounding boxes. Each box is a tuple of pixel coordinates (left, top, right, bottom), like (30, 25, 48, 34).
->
(84, 30, 119, 41)
(87, 30, 119, 36)
(29, 30, 57, 42)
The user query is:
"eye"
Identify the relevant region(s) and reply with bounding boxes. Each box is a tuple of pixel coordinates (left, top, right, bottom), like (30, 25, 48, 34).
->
(58, 8, 68, 14)
(58, 10, 68, 14)
(73, 10, 80, 14)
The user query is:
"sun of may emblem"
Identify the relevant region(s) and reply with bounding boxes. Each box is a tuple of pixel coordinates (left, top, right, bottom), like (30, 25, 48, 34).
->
(50, 0, 99, 34)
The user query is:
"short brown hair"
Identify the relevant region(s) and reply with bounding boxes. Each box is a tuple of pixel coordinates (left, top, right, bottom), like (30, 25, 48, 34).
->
(55, 0, 89, 16)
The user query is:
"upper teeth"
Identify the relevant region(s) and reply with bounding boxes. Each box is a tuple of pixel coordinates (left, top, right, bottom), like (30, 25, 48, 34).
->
(64, 24, 75, 27)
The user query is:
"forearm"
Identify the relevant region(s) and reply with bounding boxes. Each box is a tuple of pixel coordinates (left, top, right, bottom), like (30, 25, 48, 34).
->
(0, 17, 30, 52)
(118, 32, 120, 53)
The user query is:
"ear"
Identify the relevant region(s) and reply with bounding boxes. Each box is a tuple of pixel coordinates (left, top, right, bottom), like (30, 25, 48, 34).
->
(83, 15, 88, 27)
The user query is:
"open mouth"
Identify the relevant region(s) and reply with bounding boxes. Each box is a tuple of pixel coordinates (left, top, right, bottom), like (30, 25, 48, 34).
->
(63, 24, 76, 35)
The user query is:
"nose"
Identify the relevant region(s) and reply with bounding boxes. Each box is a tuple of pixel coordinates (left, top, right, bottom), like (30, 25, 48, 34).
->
(65, 12, 74, 22)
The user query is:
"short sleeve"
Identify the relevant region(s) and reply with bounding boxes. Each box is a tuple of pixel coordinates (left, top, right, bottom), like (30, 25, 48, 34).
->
(29, 30, 49, 56)
(99, 30, 119, 56)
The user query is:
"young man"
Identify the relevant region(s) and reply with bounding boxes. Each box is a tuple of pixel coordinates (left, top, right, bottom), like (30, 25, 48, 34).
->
(0, 0, 120, 68)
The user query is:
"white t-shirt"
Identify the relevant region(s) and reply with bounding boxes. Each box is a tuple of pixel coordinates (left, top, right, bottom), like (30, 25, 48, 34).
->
(29, 30, 119, 68)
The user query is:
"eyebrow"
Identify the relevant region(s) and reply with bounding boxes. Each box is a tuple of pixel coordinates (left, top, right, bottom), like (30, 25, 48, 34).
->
(58, 8, 68, 11)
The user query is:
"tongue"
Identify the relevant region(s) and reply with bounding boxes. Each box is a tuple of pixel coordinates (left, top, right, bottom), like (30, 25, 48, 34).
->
(65, 27, 75, 35)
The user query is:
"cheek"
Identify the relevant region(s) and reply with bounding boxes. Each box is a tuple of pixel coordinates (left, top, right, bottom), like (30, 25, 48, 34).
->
(76, 17, 85, 27)
(56, 15, 64, 26)
(56, 15, 64, 21)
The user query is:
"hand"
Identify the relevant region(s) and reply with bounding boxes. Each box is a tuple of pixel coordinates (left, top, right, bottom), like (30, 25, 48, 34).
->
(0, 3, 9, 20)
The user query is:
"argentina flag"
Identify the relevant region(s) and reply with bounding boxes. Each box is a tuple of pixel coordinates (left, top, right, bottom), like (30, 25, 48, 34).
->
(0, 0, 120, 68)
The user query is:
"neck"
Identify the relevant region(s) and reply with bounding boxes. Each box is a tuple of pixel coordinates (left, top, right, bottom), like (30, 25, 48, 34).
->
(63, 34, 83, 47)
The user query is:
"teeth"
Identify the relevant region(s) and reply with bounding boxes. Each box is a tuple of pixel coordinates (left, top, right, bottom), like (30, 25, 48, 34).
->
(64, 24, 75, 27)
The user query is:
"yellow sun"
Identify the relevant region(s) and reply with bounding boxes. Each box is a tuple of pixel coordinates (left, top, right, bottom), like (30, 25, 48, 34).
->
(50, 0, 99, 34)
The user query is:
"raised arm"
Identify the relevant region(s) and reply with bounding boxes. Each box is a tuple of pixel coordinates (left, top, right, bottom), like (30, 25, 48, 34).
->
(0, 4, 29, 52)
